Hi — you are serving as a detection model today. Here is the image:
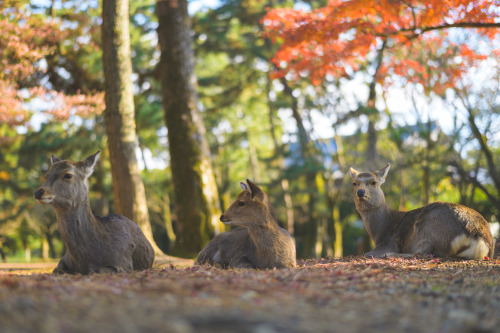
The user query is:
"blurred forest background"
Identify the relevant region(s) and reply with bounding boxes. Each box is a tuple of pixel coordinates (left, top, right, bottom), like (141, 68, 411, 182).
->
(0, 0, 499, 262)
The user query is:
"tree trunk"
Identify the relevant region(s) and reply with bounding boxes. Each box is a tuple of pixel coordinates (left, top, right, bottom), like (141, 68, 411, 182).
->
(23, 241, 31, 262)
(248, 142, 260, 182)
(303, 172, 319, 258)
(101, 0, 162, 254)
(333, 206, 343, 257)
(42, 237, 49, 260)
(281, 179, 295, 235)
(46, 232, 56, 259)
(267, 75, 295, 238)
(0, 247, 5, 262)
(365, 40, 386, 163)
(156, 0, 221, 257)
(332, 132, 346, 257)
(423, 161, 430, 205)
(279, 75, 321, 258)
(163, 192, 176, 251)
(466, 108, 500, 195)
(93, 158, 110, 217)
(366, 119, 378, 162)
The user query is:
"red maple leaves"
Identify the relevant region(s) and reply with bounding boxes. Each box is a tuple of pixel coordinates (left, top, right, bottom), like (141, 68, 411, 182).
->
(262, 0, 499, 88)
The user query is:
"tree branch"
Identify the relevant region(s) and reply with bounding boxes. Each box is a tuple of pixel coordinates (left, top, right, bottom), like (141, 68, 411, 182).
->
(380, 22, 500, 38)
(449, 160, 500, 208)
(454, 88, 500, 193)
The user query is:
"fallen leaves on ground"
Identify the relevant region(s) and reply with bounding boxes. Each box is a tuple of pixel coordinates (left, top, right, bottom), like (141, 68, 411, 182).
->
(1, 256, 499, 333)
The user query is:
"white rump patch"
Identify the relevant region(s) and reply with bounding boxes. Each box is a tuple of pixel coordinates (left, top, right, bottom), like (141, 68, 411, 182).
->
(450, 234, 489, 260)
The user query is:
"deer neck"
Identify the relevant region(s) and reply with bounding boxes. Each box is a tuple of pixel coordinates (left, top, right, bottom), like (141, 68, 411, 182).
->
(54, 198, 99, 250)
(359, 204, 401, 245)
(247, 220, 282, 256)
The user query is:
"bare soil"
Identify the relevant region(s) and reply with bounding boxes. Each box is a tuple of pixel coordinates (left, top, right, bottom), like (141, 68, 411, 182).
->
(0, 256, 499, 333)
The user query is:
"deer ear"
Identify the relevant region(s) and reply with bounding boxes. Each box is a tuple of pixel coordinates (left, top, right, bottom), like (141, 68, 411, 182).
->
(51, 155, 62, 165)
(79, 151, 100, 177)
(375, 163, 391, 184)
(240, 182, 248, 191)
(349, 167, 359, 180)
(246, 179, 264, 202)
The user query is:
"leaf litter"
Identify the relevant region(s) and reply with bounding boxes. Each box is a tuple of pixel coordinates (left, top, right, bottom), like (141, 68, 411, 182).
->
(0, 256, 499, 333)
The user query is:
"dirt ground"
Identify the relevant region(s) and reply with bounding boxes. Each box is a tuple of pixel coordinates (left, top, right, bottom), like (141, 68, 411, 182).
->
(0, 256, 499, 333)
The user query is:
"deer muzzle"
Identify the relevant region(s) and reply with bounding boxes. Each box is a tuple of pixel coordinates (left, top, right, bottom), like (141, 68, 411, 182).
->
(34, 188, 54, 204)
(34, 188, 45, 200)
(219, 214, 234, 225)
(356, 189, 366, 198)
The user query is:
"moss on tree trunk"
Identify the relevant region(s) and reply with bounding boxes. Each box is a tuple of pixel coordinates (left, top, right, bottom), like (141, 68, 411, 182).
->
(156, 0, 221, 257)
(102, 0, 161, 254)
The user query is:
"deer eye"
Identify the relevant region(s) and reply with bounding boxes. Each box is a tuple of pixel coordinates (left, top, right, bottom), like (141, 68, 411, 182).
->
(352, 182, 357, 186)
(63, 174, 73, 179)
(238, 201, 245, 206)
(371, 181, 377, 185)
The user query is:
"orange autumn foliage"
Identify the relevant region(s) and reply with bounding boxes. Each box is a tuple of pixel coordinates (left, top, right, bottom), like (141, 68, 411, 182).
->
(262, 0, 499, 88)
(0, 8, 104, 126)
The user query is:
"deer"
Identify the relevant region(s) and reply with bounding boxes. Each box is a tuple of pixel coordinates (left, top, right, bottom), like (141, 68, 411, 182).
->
(349, 163, 495, 259)
(34, 151, 154, 274)
(195, 179, 296, 269)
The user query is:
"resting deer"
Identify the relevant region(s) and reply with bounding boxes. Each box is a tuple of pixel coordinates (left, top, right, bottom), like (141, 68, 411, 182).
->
(34, 151, 154, 274)
(349, 163, 495, 259)
(195, 179, 296, 269)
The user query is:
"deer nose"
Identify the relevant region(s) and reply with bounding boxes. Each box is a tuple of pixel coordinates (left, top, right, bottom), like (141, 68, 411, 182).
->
(357, 189, 365, 198)
(220, 215, 224, 222)
(34, 188, 44, 200)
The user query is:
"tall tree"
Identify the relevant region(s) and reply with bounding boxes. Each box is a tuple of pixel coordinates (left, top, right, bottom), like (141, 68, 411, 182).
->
(102, 0, 161, 253)
(156, 0, 221, 256)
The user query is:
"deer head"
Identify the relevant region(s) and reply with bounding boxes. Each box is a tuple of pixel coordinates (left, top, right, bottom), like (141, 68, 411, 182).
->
(220, 179, 274, 228)
(34, 151, 100, 210)
(349, 163, 390, 212)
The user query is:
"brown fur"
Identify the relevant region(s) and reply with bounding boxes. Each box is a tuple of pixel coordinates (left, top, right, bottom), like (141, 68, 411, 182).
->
(195, 179, 296, 269)
(349, 164, 494, 259)
(34, 152, 154, 274)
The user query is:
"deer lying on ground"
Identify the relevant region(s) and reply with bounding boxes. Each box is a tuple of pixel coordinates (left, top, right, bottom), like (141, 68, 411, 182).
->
(196, 179, 296, 269)
(34, 151, 154, 274)
(349, 163, 495, 259)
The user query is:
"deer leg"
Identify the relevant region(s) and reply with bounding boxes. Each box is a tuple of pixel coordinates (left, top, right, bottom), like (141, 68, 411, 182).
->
(382, 242, 434, 259)
(365, 242, 399, 258)
(52, 253, 76, 274)
(233, 262, 257, 269)
(384, 252, 414, 258)
(52, 260, 69, 274)
(414, 240, 434, 256)
(94, 258, 133, 273)
(95, 266, 120, 274)
(230, 256, 257, 269)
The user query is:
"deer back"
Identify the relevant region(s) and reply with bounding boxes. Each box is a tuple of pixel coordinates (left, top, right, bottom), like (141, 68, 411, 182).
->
(197, 179, 296, 269)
